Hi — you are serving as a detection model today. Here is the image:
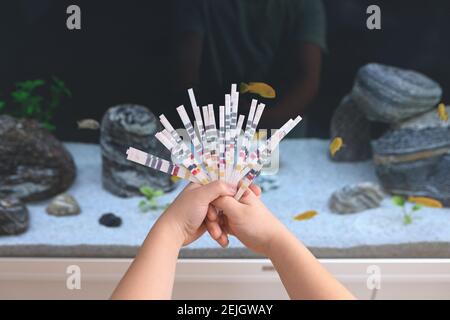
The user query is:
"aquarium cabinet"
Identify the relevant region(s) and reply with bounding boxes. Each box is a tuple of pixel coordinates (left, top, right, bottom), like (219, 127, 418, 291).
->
(0, 258, 449, 299)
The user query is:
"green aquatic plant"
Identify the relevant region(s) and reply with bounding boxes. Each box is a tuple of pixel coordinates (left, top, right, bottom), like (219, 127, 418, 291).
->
(138, 186, 169, 212)
(392, 195, 422, 225)
(0, 76, 71, 130)
(0, 98, 5, 112)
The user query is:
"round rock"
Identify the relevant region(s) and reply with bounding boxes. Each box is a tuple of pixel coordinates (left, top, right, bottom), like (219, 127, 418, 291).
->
(46, 193, 80, 216)
(0, 198, 29, 236)
(99, 213, 122, 227)
(352, 63, 442, 123)
(100, 105, 175, 197)
(329, 182, 385, 214)
(0, 115, 76, 202)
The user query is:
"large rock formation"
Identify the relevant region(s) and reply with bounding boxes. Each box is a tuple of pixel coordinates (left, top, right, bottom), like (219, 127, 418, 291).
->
(330, 95, 372, 162)
(329, 63, 448, 206)
(0, 115, 76, 202)
(352, 63, 442, 123)
(100, 104, 175, 197)
(372, 106, 450, 206)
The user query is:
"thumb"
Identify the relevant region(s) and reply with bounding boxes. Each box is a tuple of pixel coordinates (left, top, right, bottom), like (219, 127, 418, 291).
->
(238, 186, 259, 205)
(212, 196, 244, 218)
(194, 181, 237, 204)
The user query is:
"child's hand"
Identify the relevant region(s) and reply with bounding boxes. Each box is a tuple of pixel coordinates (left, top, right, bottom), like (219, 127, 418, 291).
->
(209, 186, 285, 255)
(159, 181, 236, 247)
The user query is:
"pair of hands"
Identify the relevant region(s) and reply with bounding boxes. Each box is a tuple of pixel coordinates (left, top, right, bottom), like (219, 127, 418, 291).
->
(158, 181, 285, 256)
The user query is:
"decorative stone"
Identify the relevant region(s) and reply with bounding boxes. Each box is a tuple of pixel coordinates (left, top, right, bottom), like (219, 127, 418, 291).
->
(352, 63, 442, 123)
(372, 109, 450, 206)
(0, 116, 76, 202)
(330, 95, 372, 162)
(0, 198, 29, 236)
(100, 105, 175, 197)
(329, 182, 385, 214)
(46, 193, 80, 216)
(396, 105, 450, 131)
(99, 213, 122, 227)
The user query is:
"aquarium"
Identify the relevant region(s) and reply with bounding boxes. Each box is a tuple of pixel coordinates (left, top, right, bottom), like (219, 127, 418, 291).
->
(1, 0, 449, 261)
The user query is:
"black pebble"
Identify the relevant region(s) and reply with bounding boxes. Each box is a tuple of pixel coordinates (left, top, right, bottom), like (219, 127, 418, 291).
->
(99, 213, 122, 227)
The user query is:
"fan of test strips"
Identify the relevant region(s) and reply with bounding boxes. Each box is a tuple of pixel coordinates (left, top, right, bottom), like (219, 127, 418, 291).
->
(126, 84, 302, 200)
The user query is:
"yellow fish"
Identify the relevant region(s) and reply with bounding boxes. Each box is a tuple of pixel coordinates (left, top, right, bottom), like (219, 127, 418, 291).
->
(408, 196, 443, 208)
(293, 210, 318, 221)
(240, 82, 276, 98)
(255, 130, 267, 140)
(438, 103, 448, 122)
(170, 176, 181, 183)
(329, 137, 344, 157)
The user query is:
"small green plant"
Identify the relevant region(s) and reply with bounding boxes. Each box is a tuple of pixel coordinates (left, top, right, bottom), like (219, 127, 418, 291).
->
(0, 76, 71, 130)
(138, 186, 169, 212)
(392, 196, 422, 225)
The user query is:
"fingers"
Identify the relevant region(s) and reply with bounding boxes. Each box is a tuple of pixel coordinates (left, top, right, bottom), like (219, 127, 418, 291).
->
(206, 204, 219, 221)
(206, 220, 222, 240)
(206, 207, 229, 248)
(217, 232, 229, 248)
(221, 215, 233, 236)
(212, 196, 244, 218)
(238, 185, 260, 205)
(206, 219, 229, 248)
(218, 217, 229, 247)
(248, 184, 262, 197)
(195, 181, 237, 204)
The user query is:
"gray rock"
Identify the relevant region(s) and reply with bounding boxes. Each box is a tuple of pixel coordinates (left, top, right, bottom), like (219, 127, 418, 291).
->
(100, 104, 175, 197)
(396, 105, 450, 131)
(352, 63, 442, 123)
(0, 198, 29, 236)
(372, 111, 450, 206)
(372, 127, 450, 156)
(329, 182, 385, 214)
(330, 95, 372, 162)
(0, 116, 76, 202)
(46, 193, 80, 216)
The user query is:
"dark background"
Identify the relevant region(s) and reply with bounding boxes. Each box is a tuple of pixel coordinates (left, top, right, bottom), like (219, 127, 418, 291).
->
(1, 0, 449, 142)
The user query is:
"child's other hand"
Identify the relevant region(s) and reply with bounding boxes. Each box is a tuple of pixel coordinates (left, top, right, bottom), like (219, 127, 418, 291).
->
(204, 184, 261, 247)
(210, 185, 285, 256)
(160, 181, 236, 247)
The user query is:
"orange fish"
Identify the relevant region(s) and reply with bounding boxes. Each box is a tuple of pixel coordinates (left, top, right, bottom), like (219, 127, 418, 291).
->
(293, 210, 318, 221)
(407, 196, 443, 208)
(329, 137, 344, 157)
(240, 82, 276, 98)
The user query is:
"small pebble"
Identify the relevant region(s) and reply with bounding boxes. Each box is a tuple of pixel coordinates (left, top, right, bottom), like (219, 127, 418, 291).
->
(99, 213, 122, 227)
(46, 193, 80, 216)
